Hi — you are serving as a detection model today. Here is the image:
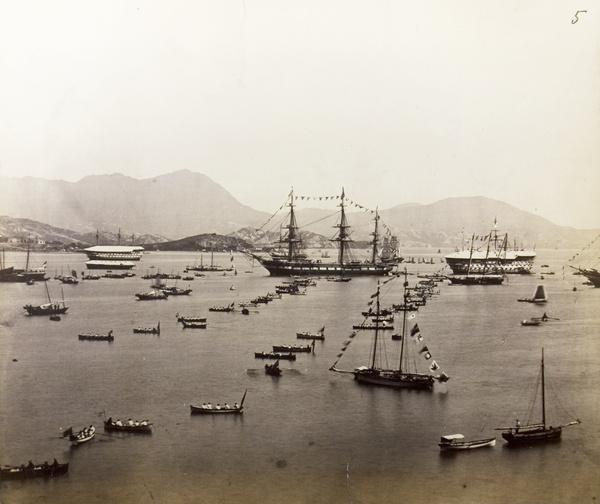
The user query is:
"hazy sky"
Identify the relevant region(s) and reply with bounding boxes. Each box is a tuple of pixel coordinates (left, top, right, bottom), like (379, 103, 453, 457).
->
(1, 1, 598, 228)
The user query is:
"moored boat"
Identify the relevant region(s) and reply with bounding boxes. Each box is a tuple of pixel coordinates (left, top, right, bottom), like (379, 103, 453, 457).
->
(330, 269, 449, 390)
(181, 320, 207, 329)
(23, 280, 68, 316)
(272, 343, 313, 353)
(296, 326, 325, 340)
(209, 302, 235, 312)
(438, 434, 496, 451)
(135, 290, 168, 300)
(496, 349, 581, 446)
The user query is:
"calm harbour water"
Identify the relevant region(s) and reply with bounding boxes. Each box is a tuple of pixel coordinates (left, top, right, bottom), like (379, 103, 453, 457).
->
(1, 249, 599, 503)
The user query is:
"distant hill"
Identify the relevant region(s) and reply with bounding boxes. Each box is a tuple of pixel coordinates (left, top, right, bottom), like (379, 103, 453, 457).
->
(0, 216, 166, 250)
(0, 170, 270, 239)
(143, 233, 252, 252)
(0, 171, 597, 250)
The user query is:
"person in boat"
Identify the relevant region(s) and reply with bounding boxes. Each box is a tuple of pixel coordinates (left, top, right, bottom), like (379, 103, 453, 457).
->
(234, 403, 239, 409)
(224, 403, 230, 409)
(43, 461, 49, 468)
(107, 417, 112, 424)
(53, 459, 59, 468)
(116, 419, 123, 426)
(515, 419, 520, 432)
(27, 460, 34, 469)
(216, 404, 221, 410)
(141, 420, 148, 425)
(202, 403, 207, 409)
(207, 402, 211, 409)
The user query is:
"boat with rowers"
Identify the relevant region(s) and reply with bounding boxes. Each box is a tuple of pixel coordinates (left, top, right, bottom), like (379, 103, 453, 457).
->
(209, 302, 235, 312)
(66, 426, 96, 446)
(254, 351, 296, 361)
(78, 330, 114, 341)
(296, 326, 325, 340)
(104, 417, 152, 433)
(272, 343, 314, 353)
(190, 390, 247, 415)
(265, 360, 282, 376)
(0, 460, 68, 480)
(133, 322, 160, 334)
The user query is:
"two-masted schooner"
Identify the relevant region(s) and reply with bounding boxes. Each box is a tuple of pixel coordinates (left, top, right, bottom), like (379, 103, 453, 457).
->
(251, 188, 398, 276)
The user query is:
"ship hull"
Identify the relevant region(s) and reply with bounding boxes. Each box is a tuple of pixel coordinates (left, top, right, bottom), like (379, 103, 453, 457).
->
(445, 253, 535, 274)
(354, 369, 434, 390)
(501, 427, 561, 446)
(256, 258, 393, 276)
(579, 268, 600, 287)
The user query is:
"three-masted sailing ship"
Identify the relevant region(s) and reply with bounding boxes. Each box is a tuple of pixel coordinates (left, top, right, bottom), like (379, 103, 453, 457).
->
(496, 349, 581, 446)
(330, 270, 449, 390)
(251, 188, 397, 276)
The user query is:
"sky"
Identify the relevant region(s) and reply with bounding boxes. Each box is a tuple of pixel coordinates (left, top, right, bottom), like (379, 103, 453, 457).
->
(0, 1, 599, 228)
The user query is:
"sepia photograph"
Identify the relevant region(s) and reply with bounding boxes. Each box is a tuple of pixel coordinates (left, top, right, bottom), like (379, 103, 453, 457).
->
(0, 1, 599, 502)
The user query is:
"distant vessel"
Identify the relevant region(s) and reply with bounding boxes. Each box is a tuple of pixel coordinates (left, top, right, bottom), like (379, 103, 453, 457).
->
(445, 221, 535, 275)
(250, 189, 397, 276)
(496, 349, 580, 446)
(86, 260, 136, 270)
(84, 245, 144, 261)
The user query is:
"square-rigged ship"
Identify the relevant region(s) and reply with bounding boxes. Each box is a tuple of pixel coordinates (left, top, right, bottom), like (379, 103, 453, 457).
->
(250, 188, 399, 276)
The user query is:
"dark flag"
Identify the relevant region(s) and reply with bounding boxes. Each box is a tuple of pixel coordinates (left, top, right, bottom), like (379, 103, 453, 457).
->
(410, 324, 420, 336)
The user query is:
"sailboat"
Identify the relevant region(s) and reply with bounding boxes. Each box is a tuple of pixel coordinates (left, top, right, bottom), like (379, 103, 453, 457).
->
(23, 281, 68, 316)
(330, 270, 449, 390)
(0, 246, 48, 283)
(496, 349, 581, 446)
(249, 188, 396, 276)
(518, 285, 548, 303)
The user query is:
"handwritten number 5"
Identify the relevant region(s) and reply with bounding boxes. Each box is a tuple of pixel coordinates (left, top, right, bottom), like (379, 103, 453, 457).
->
(572, 10, 587, 24)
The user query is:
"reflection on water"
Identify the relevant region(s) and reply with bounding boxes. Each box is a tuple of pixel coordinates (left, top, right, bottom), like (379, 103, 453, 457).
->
(0, 249, 599, 503)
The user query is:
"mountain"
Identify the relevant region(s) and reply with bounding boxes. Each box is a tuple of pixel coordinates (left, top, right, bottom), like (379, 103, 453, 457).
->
(0, 170, 270, 239)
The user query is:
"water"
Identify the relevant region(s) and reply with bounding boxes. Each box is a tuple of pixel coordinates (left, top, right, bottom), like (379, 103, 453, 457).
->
(1, 250, 599, 503)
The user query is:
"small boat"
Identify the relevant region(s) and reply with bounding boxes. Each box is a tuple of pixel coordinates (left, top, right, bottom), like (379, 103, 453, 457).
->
(209, 302, 235, 312)
(49, 314, 61, 321)
(241, 308, 250, 315)
(135, 290, 168, 300)
(518, 285, 548, 303)
(133, 322, 160, 334)
(78, 330, 114, 341)
(272, 343, 313, 353)
(0, 460, 69, 480)
(181, 320, 207, 329)
(68, 425, 96, 446)
(353, 323, 394, 330)
(326, 276, 351, 282)
(520, 319, 542, 326)
(159, 285, 192, 295)
(176, 314, 207, 323)
(265, 360, 281, 376)
(254, 351, 296, 361)
(296, 326, 325, 340)
(104, 417, 152, 433)
(438, 434, 496, 451)
(190, 390, 247, 415)
(496, 349, 581, 446)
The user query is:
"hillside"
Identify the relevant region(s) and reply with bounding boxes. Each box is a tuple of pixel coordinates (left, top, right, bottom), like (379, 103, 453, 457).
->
(0, 170, 270, 239)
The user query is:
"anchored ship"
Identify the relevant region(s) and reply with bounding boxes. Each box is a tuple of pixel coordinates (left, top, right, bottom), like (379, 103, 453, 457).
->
(250, 188, 399, 276)
(445, 221, 535, 275)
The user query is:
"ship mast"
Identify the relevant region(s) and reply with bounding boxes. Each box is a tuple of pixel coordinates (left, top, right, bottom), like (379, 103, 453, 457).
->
(332, 187, 352, 265)
(541, 348, 546, 429)
(371, 208, 380, 264)
(370, 282, 381, 369)
(282, 188, 302, 261)
(399, 268, 409, 373)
